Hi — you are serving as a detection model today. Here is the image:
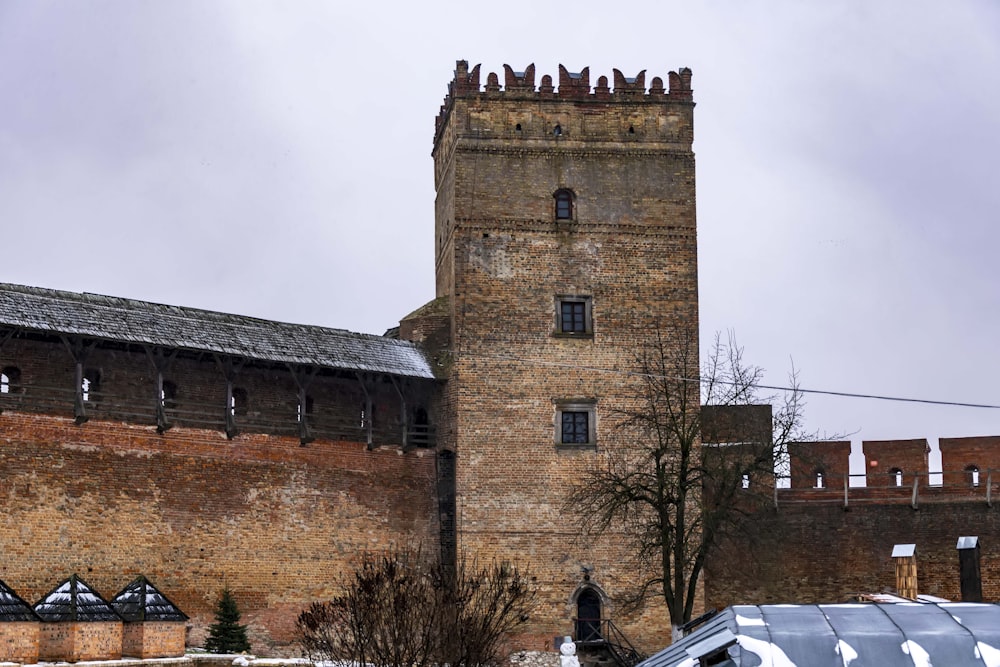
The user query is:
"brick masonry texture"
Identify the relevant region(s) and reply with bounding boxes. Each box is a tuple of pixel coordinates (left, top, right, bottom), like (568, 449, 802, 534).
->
(0, 411, 437, 654)
(38, 621, 123, 662)
(0, 623, 39, 664)
(706, 499, 1000, 608)
(121, 621, 187, 659)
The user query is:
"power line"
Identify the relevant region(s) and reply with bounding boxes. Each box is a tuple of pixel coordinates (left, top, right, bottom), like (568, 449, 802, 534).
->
(486, 353, 1000, 410)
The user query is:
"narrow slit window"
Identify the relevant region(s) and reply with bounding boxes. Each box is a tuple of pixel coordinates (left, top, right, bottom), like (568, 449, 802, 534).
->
(815, 470, 825, 489)
(891, 468, 904, 487)
(554, 189, 574, 220)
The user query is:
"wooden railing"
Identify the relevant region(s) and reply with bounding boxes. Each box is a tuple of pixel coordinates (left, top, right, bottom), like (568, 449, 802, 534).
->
(772, 469, 1000, 508)
(0, 383, 436, 448)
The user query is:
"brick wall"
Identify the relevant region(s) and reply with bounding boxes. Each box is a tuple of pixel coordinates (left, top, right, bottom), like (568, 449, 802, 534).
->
(39, 621, 123, 662)
(0, 622, 40, 663)
(705, 498, 1000, 609)
(940, 436, 1000, 487)
(864, 439, 929, 487)
(121, 621, 186, 659)
(787, 441, 852, 489)
(0, 410, 438, 654)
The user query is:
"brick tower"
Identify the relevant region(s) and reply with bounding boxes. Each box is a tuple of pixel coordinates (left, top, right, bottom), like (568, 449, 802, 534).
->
(416, 61, 697, 652)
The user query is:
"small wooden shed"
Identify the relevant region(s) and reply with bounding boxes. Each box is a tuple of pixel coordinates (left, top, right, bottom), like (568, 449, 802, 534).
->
(33, 574, 123, 662)
(0, 578, 41, 664)
(111, 575, 189, 658)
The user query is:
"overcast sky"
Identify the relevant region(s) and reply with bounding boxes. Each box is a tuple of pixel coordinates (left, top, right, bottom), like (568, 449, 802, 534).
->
(1, 1, 998, 446)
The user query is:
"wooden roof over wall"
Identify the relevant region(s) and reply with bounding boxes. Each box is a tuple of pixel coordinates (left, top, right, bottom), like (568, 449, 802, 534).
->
(0, 283, 435, 380)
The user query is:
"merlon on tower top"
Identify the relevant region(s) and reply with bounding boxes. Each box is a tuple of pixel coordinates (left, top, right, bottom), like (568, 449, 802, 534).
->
(434, 60, 693, 147)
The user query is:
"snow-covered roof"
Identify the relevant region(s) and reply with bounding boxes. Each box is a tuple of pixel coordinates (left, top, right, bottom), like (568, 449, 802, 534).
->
(111, 576, 188, 622)
(639, 603, 1000, 667)
(33, 574, 121, 622)
(0, 578, 40, 622)
(0, 283, 435, 379)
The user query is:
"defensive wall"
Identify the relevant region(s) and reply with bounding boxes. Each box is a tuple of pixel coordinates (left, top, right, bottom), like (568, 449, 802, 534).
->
(0, 286, 442, 655)
(706, 436, 1000, 610)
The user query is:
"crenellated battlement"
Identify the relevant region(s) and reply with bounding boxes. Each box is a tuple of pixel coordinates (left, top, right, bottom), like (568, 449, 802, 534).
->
(711, 434, 1000, 610)
(782, 435, 1000, 500)
(434, 60, 693, 149)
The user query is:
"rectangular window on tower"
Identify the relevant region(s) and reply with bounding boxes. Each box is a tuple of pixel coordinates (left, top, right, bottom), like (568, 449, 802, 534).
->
(555, 399, 596, 449)
(555, 296, 593, 337)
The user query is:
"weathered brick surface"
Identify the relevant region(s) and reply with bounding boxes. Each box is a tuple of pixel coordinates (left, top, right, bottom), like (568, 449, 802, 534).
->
(706, 498, 1000, 608)
(864, 439, 929, 487)
(787, 441, 852, 488)
(940, 436, 1000, 487)
(39, 621, 123, 662)
(0, 411, 437, 654)
(121, 621, 186, 659)
(0, 622, 39, 663)
(429, 63, 698, 652)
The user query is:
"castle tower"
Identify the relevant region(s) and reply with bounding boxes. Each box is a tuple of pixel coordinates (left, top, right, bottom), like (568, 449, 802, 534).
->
(427, 61, 697, 651)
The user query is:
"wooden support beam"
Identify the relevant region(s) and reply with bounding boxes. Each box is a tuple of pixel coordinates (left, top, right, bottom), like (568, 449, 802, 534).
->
(287, 364, 318, 446)
(389, 376, 408, 451)
(145, 347, 178, 434)
(356, 373, 374, 450)
(61, 337, 96, 425)
(214, 355, 245, 440)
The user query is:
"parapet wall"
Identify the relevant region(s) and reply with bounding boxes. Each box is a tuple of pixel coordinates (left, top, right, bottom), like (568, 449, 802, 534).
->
(434, 60, 694, 150)
(708, 433, 1000, 610)
(786, 435, 1000, 490)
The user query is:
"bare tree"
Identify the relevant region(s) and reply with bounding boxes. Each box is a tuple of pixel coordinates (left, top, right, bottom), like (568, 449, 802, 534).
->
(567, 330, 812, 641)
(297, 550, 438, 667)
(297, 550, 535, 667)
(439, 559, 536, 667)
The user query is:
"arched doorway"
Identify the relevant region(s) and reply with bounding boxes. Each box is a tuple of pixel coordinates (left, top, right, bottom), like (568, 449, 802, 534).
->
(576, 588, 602, 641)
